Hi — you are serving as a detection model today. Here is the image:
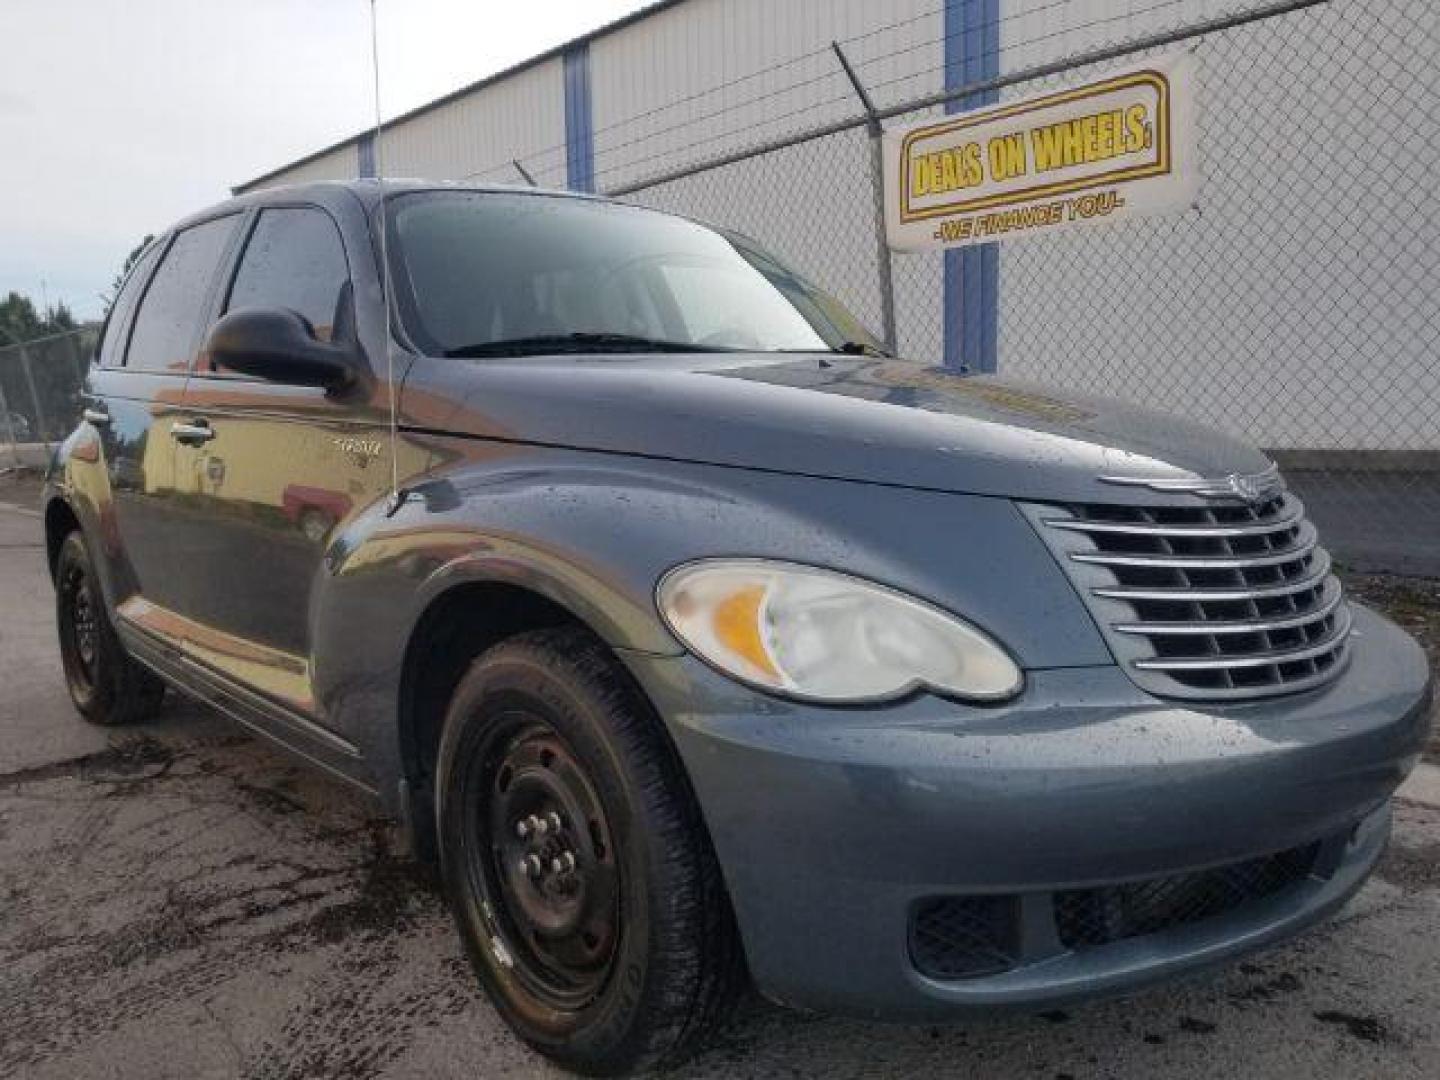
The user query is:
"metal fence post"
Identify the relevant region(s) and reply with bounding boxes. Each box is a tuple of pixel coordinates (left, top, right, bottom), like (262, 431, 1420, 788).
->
(832, 41, 898, 355)
(0, 356, 19, 469)
(67, 330, 89, 385)
(18, 345, 51, 454)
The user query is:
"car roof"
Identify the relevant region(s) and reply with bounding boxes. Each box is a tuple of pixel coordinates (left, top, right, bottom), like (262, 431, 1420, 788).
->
(167, 179, 616, 235)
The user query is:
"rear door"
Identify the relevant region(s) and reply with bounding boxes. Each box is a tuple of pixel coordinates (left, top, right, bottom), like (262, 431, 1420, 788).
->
(171, 204, 392, 717)
(85, 214, 241, 617)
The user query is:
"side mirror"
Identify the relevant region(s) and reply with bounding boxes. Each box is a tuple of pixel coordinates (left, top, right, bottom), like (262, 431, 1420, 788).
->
(204, 307, 361, 390)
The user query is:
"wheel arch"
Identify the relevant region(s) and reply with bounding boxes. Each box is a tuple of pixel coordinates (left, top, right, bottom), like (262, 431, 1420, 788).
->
(43, 495, 82, 581)
(395, 577, 674, 861)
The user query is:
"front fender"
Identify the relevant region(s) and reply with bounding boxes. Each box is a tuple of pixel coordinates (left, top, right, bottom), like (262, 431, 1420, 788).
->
(42, 424, 117, 588)
(305, 443, 1112, 799)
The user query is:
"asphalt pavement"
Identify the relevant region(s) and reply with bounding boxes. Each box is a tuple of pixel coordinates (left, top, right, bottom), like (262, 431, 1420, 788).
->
(2, 480, 1438, 1080)
(1286, 469, 1440, 578)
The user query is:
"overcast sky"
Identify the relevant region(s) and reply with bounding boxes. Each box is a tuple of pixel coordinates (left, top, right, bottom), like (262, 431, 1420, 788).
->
(0, 0, 648, 322)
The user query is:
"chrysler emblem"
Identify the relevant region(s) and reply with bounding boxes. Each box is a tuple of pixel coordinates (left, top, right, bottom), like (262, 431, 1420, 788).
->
(1098, 464, 1285, 504)
(1225, 473, 1263, 502)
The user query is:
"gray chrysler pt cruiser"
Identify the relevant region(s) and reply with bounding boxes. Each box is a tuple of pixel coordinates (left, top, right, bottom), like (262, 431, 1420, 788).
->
(45, 182, 1431, 1075)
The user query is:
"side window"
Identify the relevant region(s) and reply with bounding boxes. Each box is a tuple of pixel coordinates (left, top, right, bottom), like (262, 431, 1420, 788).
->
(226, 208, 350, 342)
(97, 243, 162, 368)
(126, 216, 239, 372)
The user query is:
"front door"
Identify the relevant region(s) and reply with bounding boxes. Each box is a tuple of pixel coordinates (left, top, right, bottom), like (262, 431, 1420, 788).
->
(170, 205, 393, 718)
(86, 215, 242, 620)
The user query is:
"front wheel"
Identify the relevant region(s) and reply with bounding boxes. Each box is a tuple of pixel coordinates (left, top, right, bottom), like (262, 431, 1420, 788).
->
(55, 530, 166, 726)
(436, 627, 744, 1075)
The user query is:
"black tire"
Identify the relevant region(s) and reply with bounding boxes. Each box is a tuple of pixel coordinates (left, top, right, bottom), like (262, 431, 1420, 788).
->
(55, 530, 166, 726)
(436, 627, 744, 1076)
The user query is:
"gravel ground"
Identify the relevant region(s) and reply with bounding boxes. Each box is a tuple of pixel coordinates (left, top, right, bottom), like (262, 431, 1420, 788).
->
(2, 727, 1438, 1080)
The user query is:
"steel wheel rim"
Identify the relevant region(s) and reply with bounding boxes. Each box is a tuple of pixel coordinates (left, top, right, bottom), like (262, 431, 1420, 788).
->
(61, 562, 99, 689)
(466, 712, 621, 1011)
(300, 511, 329, 544)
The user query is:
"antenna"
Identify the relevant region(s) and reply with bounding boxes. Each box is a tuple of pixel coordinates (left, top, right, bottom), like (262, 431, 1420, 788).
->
(368, 0, 402, 510)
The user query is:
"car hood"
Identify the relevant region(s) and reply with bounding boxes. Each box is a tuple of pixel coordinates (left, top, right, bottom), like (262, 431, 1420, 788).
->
(402, 352, 1273, 504)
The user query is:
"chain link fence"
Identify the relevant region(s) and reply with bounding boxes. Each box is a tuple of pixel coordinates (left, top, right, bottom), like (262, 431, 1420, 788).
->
(0, 327, 97, 474)
(150, 0, 1440, 573)
(587, 0, 1437, 573)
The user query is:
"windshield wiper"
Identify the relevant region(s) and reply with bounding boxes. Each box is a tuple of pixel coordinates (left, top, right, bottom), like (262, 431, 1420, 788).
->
(443, 332, 729, 358)
(775, 340, 893, 359)
(832, 340, 891, 358)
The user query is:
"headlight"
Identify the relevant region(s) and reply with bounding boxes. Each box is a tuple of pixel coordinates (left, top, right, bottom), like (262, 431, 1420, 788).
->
(656, 559, 1022, 704)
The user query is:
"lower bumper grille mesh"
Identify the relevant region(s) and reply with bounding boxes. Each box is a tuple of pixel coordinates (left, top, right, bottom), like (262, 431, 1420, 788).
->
(910, 841, 1325, 980)
(1055, 842, 1321, 951)
(911, 896, 1018, 979)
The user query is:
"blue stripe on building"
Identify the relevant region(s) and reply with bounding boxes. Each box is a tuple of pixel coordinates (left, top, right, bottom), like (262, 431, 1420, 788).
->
(943, 0, 1000, 373)
(563, 43, 596, 193)
(357, 131, 376, 179)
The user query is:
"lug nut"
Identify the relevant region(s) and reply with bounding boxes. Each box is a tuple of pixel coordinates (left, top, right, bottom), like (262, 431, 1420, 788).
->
(545, 811, 564, 833)
(533, 814, 551, 836)
(519, 854, 543, 878)
(515, 818, 530, 839)
(551, 851, 577, 874)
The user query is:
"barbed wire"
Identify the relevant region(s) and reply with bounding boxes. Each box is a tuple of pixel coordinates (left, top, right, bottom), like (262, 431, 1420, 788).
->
(456, 0, 1182, 185)
(0, 324, 98, 356)
(595, 0, 1319, 193)
(860, 0, 1211, 99)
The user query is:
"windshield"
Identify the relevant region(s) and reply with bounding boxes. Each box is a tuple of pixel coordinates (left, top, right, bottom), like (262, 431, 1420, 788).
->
(386, 190, 883, 358)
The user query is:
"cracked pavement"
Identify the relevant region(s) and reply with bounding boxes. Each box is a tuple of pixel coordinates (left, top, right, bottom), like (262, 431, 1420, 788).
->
(2, 484, 1438, 1079)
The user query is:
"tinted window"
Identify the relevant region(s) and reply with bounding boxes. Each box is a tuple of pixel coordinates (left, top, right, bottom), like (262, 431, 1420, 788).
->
(126, 216, 239, 372)
(97, 243, 162, 368)
(388, 192, 882, 358)
(227, 208, 350, 342)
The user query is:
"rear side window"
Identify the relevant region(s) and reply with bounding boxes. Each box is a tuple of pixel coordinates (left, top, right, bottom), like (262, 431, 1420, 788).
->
(97, 243, 162, 368)
(226, 208, 350, 342)
(126, 216, 239, 372)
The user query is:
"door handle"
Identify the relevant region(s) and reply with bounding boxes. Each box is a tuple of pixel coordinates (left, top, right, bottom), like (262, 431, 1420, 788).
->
(82, 407, 111, 427)
(170, 419, 216, 445)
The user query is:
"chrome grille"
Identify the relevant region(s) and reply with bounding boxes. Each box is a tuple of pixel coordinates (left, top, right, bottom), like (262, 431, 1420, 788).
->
(1024, 490, 1352, 700)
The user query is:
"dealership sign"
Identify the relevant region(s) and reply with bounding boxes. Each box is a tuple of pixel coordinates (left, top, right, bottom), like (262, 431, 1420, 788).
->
(883, 52, 1197, 252)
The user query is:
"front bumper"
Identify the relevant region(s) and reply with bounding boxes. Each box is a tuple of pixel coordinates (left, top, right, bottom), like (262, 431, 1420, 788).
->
(622, 603, 1432, 1019)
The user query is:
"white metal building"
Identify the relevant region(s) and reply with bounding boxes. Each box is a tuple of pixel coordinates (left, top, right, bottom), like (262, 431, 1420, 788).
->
(237, 0, 1439, 456)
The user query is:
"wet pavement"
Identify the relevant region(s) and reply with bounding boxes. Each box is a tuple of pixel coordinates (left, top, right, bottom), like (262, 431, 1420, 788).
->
(2, 483, 1438, 1079)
